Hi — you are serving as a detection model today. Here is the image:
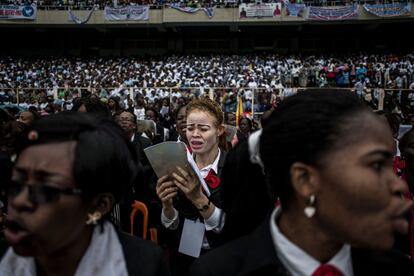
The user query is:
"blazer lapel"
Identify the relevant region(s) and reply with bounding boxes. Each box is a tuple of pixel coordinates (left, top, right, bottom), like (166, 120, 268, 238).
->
(238, 218, 290, 276)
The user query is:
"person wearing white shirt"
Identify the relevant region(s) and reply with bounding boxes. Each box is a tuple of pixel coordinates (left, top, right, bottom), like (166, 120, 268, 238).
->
(156, 98, 227, 275)
(189, 90, 414, 276)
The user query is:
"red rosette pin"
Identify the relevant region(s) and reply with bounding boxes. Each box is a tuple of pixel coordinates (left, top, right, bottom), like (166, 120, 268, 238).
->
(204, 170, 221, 189)
(28, 130, 39, 141)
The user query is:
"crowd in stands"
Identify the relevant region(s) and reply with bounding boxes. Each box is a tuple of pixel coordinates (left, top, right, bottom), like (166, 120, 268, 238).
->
(0, 0, 402, 10)
(1, 88, 414, 275)
(1, 52, 414, 115)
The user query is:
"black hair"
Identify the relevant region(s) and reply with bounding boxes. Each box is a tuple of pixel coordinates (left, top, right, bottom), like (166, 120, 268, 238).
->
(260, 90, 371, 209)
(220, 141, 273, 243)
(114, 110, 137, 124)
(108, 96, 121, 112)
(238, 117, 252, 130)
(16, 113, 138, 205)
(72, 97, 111, 119)
(0, 109, 14, 125)
(224, 112, 235, 124)
(145, 107, 159, 120)
(399, 128, 414, 158)
(27, 110, 40, 121)
(174, 104, 187, 121)
(384, 113, 401, 136)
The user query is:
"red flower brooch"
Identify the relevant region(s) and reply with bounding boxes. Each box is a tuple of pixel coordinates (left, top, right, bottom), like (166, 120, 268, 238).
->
(28, 130, 39, 141)
(204, 170, 221, 189)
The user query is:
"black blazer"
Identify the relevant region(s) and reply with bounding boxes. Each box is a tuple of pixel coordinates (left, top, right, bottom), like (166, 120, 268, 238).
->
(189, 216, 414, 276)
(164, 150, 227, 250)
(118, 231, 170, 276)
(0, 231, 169, 276)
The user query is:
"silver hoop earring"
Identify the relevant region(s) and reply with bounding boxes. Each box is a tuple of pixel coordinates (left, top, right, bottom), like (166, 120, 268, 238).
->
(304, 195, 316, 218)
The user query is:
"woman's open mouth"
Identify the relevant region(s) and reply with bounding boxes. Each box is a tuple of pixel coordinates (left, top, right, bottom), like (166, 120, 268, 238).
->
(4, 219, 31, 245)
(190, 141, 203, 150)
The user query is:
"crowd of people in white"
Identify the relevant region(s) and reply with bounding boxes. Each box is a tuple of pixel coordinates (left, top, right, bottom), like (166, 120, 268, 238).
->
(1, 52, 414, 114)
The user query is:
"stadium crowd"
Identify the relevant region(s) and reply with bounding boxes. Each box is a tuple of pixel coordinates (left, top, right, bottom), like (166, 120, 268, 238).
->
(1, 88, 414, 275)
(1, 53, 414, 114)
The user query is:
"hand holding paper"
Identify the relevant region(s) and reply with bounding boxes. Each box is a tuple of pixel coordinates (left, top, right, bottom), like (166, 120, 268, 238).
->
(172, 166, 203, 204)
(156, 175, 178, 213)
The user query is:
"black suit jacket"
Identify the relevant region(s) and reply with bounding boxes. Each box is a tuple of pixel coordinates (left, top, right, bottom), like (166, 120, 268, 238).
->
(189, 216, 414, 276)
(132, 131, 152, 165)
(163, 151, 227, 250)
(118, 231, 170, 276)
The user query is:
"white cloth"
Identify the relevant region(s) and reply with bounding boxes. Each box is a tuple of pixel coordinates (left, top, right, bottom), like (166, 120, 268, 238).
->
(0, 222, 128, 276)
(269, 207, 354, 276)
(248, 129, 264, 169)
(134, 107, 145, 120)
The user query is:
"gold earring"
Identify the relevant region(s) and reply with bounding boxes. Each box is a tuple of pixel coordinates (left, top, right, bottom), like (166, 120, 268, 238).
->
(86, 211, 102, 225)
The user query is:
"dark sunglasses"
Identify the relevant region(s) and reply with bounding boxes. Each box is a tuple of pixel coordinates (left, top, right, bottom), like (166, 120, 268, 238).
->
(7, 180, 82, 204)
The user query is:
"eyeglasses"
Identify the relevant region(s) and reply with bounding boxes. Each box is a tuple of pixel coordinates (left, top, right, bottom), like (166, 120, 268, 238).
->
(7, 180, 82, 205)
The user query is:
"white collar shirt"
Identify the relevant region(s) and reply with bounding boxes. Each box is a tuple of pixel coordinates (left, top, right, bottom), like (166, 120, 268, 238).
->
(269, 207, 354, 276)
(197, 148, 221, 179)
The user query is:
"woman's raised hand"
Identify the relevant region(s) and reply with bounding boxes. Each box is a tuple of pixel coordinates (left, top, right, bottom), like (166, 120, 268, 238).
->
(172, 166, 203, 204)
(156, 175, 178, 211)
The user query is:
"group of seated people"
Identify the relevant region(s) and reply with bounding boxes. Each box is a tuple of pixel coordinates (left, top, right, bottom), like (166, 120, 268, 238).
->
(1, 88, 414, 275)
(2, 53, 414, 94)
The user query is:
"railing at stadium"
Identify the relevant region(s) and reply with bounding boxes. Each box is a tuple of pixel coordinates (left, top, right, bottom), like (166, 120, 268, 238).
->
(2, 86, 414, 116)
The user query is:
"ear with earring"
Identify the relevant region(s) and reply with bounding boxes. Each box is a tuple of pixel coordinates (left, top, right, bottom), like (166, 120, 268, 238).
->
(86, 211, 102, 225)
(304, 194, 316, 218)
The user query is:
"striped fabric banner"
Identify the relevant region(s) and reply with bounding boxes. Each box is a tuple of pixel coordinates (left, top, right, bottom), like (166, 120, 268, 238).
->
(168, 4, 216, 18)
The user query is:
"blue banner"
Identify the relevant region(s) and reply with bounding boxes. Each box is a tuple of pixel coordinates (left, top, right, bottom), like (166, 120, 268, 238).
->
(0, 4, 36, 20)
(308, 5, 358, 21)
(169, 4, 216, 19)
(286, 3, 305, 17)
(364, 3, 411, 17)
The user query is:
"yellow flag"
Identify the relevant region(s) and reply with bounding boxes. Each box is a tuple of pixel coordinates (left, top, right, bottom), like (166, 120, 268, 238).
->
(236, 96, 243, 128)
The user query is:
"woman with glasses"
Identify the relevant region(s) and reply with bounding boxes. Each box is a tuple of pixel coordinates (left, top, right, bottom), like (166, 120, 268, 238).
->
(0, 113, 169, 276)
(190, 90, 414, 276)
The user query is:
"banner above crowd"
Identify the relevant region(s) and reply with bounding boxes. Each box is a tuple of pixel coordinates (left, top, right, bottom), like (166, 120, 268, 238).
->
(308, 5, 358, 20)
(286, 3, 306, 17)
(68, 7, 95, 24)
(104, 5, 149, 21)
(0, 4, 37, 20)
(168, 4, 216, 19)
(363, 3, 411, 17)
(239, 3, 282, 18)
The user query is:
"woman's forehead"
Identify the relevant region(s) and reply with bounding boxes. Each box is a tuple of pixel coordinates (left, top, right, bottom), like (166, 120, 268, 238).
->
(187, 110, 216, 123)
(327, 114, 393, 157)
(15, 142, 76, 184)
(18, 142, 76, 167)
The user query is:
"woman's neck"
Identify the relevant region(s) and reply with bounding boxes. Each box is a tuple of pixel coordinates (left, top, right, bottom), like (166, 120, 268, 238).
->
(36, 227, 94, 276)
(278, 210, 343, 263)
(195, 146, 219, 169)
